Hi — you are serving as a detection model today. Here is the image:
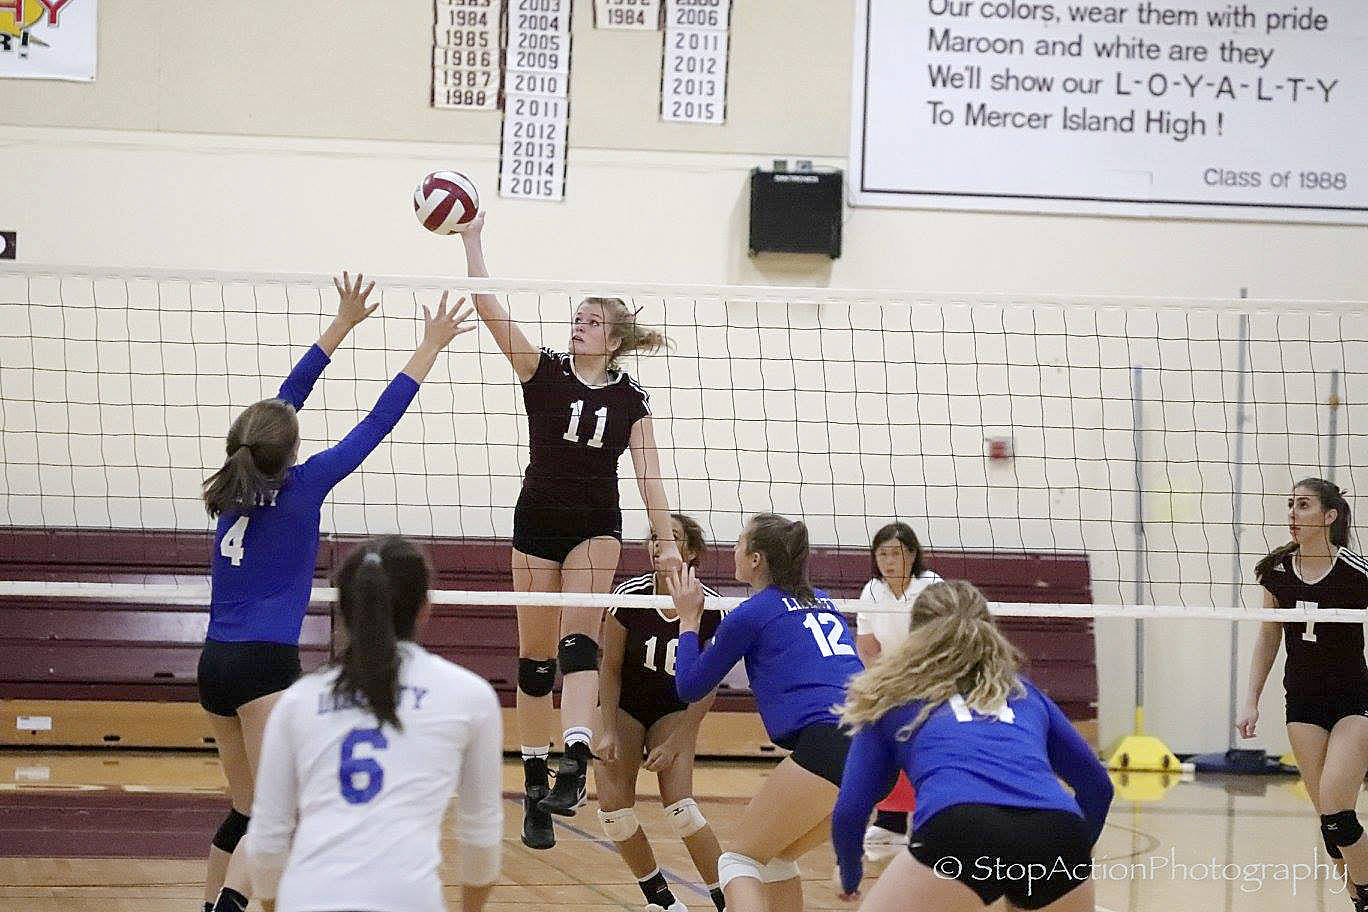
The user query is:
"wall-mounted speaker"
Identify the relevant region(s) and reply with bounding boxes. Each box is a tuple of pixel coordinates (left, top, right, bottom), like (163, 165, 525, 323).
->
(748, 167, 842, 258)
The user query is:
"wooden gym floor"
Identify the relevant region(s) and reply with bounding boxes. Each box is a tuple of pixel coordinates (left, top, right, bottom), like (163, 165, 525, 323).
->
(0, 749, 1351, 911)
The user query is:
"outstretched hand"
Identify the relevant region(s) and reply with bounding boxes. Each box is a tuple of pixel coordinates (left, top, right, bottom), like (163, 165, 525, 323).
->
(333, 271, 379, 327)
(421, 292, 477, 351)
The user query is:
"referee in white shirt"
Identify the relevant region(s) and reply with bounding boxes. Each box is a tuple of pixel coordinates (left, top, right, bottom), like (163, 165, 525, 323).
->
(853, 521, 941, 860)
(244, 537, 503, 912)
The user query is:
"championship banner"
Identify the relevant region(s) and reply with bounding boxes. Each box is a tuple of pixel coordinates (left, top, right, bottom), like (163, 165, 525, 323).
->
(0, 0, 97, 81)
(850, 0, 1368, 223)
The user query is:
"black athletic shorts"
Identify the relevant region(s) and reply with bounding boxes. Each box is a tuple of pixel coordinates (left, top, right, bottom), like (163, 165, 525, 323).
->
(197, 639, 301, 717)
(908, 803, 1092, 910)
(774, 722, 851, 787)
(512, 485, 622, 564)
(619, 697, 685, 734)
(1286, 688, 1368, 731)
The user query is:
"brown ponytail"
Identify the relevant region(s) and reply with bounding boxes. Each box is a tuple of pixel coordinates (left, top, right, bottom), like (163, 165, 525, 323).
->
(202, 399, 299, 517)
(746, 512, 816, 605)
(332, 537, 431, 731)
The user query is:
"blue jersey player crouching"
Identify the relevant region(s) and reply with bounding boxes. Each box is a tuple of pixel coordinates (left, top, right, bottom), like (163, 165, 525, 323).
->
(667, 512, 864, 912)
(196, 273, 476, 912)
(831, 580, 1112, 912)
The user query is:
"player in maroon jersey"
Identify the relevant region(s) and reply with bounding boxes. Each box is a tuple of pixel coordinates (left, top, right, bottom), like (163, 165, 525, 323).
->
(596, 514, 727, 912)
(457, 213, 683, 848)
(1239, 478, 1368, 911)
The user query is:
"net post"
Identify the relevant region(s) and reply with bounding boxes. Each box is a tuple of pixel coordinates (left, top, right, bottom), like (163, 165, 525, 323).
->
(1226, 310, 1250, 753)
(1106, 364, 1184, 775)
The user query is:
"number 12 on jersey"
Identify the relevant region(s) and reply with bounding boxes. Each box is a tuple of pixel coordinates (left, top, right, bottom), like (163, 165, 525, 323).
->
(803, 612, 855, 658)
(563, 400, 608, 448)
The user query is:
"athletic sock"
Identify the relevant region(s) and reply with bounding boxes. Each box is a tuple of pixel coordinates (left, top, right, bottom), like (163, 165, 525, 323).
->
(637, 868, 677, 908)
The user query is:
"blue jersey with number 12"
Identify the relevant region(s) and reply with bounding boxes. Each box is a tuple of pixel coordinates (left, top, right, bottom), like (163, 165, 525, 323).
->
(675, 585, 863, 742)
(208, 345, 419, 645)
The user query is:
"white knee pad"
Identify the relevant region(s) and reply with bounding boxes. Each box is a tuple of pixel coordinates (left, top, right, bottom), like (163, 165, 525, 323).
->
(759, 858, 802, 883)
(662, 797, 708, 839)
(596, 806, 641, 842)
(717, 851, 763, 889)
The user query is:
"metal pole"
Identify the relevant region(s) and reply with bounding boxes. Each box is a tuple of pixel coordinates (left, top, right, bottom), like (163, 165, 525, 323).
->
(1327, 368, 1342, 483)
(1227, 310, 1250, 750)
(1132, 365, 1146, 734)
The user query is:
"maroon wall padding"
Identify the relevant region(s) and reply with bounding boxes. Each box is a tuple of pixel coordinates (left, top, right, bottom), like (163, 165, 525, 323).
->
(0, 528, 1096, 721)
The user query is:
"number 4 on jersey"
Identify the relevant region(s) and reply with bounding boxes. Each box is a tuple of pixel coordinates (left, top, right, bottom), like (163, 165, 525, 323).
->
(220, 516, 250, 567)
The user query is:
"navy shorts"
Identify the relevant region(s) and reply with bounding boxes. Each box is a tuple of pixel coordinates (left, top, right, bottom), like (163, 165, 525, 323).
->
(197, 639, 301, 717)
(908, 804, 1092, 910)
(774, 723, 851, 787)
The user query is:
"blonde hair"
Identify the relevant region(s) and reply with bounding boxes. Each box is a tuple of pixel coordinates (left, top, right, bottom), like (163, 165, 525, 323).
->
(582, 297, 670, 367)
(838, 580, 1024, 734)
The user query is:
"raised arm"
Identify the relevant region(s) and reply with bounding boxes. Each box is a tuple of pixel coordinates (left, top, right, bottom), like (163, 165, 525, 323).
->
(628, 417, 682, 574)
(831, 724, 899, 898)
(454, 681, 504, 912)
(1238, 589, 1283, 739)
(456, 214, 540, 382)
(1042, 692, 1113, 846)
(301, 296, 476, 492)
(277, 272, 379, 409)
(670, 568, 755, 701)
(244, 695, 300, 905)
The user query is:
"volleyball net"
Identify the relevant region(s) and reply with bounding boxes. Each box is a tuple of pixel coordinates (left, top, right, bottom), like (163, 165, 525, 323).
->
(1, 264, 1366, 623)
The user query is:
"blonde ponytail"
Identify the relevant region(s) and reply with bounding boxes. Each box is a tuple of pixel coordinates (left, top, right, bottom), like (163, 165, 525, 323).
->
(838, 580, 1024, 734)
(583, 297, 671, 367)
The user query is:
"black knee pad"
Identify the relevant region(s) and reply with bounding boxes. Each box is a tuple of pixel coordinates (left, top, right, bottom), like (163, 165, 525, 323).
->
(558, 633, 600, 675)
(1323, 810, 1364, 857)
(212, 808, 250, 853)
(518, 657, 557, 697)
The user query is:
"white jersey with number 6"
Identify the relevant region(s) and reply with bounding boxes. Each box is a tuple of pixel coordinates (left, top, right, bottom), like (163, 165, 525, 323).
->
(245, 642, 503, 912)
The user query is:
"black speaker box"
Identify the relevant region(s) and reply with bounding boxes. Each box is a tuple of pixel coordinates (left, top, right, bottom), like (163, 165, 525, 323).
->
(748, 168, 842, 258)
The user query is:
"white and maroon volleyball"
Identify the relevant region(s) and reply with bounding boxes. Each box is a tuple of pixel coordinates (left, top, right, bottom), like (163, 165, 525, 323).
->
(413, 170, 479, 235)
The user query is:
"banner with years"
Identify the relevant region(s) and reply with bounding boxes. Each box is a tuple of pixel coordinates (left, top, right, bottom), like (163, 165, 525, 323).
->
(0, 0, 97, 81)
(850, 0, 1368, 223)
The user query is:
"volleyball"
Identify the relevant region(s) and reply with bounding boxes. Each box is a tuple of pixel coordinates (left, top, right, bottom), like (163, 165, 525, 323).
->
(413, 170, 479, 235)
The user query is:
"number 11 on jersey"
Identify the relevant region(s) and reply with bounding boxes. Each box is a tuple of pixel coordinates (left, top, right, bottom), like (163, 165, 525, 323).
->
(563, 400, 608, 448)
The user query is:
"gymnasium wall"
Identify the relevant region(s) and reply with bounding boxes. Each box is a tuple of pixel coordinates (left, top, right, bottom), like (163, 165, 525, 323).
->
(1, 0, 1365, 295)
(3, 0, 1366, 756)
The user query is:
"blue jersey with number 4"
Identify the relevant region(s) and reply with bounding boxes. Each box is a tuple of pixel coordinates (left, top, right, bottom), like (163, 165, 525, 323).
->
(207, 345, 420, 645)
(675, 585, 863, 741)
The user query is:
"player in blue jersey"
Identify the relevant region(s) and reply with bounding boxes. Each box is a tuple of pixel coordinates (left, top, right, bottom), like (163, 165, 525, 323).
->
(196, 273, 475, 912)
(831, 580, 1112, 911)
(668, 512, 864, 912)
(458, 213, 684, 847)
